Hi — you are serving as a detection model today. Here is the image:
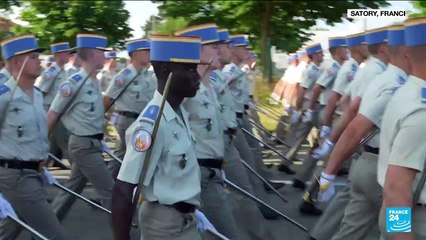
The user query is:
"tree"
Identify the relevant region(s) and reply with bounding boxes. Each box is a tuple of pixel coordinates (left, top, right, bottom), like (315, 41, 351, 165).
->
(0, 0, 20, 12)
(410, 1, 426, 18)
(156, 0, 389, 82)
(11, 0, 132, 51)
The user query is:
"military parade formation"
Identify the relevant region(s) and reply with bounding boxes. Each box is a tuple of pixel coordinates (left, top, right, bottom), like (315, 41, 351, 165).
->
(0, 12, 425, 240)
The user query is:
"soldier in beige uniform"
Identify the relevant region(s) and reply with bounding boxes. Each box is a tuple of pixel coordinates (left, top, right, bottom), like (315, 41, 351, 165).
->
(36, 42, 72, 164)
(112, 34, 204, 240)
(64, 52, 82, 78)
(104, 39, 156, 176)
(47, 33, 115, 221)
(378, 17, 426, 240)
(176, 23, 241, 240)
(0, 34, 68, 240)
(98, 51, 118, 92)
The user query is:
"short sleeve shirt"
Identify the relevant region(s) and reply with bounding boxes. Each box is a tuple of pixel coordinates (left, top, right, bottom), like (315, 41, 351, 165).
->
(35, 63, 67, 109)
(331, 58, 359, 95)
(377, 76, 426, 203)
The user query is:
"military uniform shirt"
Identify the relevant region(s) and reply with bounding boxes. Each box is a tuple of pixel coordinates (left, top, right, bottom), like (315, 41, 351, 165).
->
(35, 63, 67, 109)
(183, 82, 224, 159)
(331, 57, 359, 95)
(242, 64, 256, 96)
(281, 64, 297, 83)
(377, 75, 426, 203)
(316, 59, 341, 105)
(97, 68, 117, 93)
(0, 78, 50, 160)
(299, 62, 321, 99)
(223, 63, 246, 113)
(240, 64, 252, 105)
(293, 61, 308, 84)
(345, 57, 386, 100)
(359, 64, 408, 148)
(105, 65, 157, 114)
(65, 65, 80, 78)
(0, 68, 11, 85)
(209, 70, 238, 129)
(50, 69, 104, 136)
(117, 91, 201, 206)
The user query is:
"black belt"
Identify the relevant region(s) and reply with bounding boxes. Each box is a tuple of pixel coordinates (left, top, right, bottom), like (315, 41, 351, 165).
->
(79, 133, 104, 140)
(416, 203, 426, 208)
(244, 104, 249, 110)
(364, 145, 379, 155)
(224, 128, 237, 136)
(117, 111, 139, 119)
(249, 95, 254, 99)
(197, 159, 224, 169)
(152, 201, 196, 214)
(236, 112, 244, 119)
(0, 159, 47, 172)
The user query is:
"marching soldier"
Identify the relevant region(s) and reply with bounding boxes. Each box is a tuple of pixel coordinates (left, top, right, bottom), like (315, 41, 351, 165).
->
(176, 23, 241, 239)
(213, 27, 276, 239)
(104, 38, 156, 176)
(112, 34, 205, 240)
(64, 51, 82, 77)
(320, 32, 369, 139)
(304, 26, 390, 238)
(47, 33, 115, 221)
(98, 51, 119, 93)
(36, 42, 72, 163)
(0, 34, 68, 239)
(312, 24, 409, 240)
(378, 17, 426, 240)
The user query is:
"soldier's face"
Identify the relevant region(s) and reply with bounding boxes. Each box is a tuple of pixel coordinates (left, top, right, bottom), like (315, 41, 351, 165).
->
(91, 49, 105, 69)
(133, 50, 150, 66)
(55, 51, 71, 66)
(170, 63, 200, 98)
(358, 44, 370, 59)
(218, 42, 232, 65)
(315, 51, 324, 63)
(234, 46, 248, 62)
(201, 43, 221, 70)
(9, 52, 41, 80)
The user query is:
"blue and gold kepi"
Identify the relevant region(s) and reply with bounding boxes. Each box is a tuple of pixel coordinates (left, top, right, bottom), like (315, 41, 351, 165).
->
(175, 23, 219, 45)
(104, 51, 117, 58)
(1, 34, 45, 60)
(296, 50, 306, 59)
(365, 27, 388, 45)
(230, 34, 247, 47)
(387, 24, 404, 46)
(328, 37, 347, 48)
(51, 42, 71, 54)
(150, 34, 201, 63)
(76, 33, 108, 50)
(126, 38, 150, 54)
(217, 28, 230, 43)
(404, 16, 426, 47)
(306, 43, 322, 55)
(346, 32, 367, 47)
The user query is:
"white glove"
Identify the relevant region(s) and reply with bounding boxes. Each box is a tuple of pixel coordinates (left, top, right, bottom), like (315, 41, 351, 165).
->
(220, 170, 227, 181)
(194, 209, 216, 232)
(42, 167, 59, 185)
(290, 111, 301, 124)
(0, 194, 17, 219)
(320, 126, 331, 139)
(312, 138, 334, 159)
(317, 172, 336, 202)
(302, 109, 314, 123)
(101, 140, 111, 153)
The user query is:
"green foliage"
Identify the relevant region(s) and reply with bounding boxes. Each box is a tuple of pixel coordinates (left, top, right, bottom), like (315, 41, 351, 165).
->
(155, 0, 389, 81)
(0, 0, 20, 12)
(11, 0, 131, 51)
(155, 17, 188, 34)
(410, 1, 426, 18)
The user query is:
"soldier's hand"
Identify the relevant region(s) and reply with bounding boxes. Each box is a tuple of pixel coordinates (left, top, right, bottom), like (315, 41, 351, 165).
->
(311, 138, 334, 159)
(317, 172, 336, 202)
(302, 109, 313, 123)
(101, 140, 111, 153)
(194, 209, 216, 232)
(0, 193, 17, 219)
(42, 167, 59, 185)
(319, 126, 331, 139)
(290, 111, 301, 124)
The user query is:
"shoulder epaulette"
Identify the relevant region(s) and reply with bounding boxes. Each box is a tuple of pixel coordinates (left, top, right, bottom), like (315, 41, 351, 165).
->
(0, 85, 10, 96)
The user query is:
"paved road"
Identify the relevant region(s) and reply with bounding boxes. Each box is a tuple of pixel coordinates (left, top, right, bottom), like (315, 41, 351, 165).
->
(16, 131, 348, 240)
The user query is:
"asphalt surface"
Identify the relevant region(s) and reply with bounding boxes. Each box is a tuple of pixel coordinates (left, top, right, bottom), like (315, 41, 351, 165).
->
(16, 125, 349, 240)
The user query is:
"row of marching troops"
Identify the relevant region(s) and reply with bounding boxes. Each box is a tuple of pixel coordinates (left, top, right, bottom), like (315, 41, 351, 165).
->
(270, 16, 426, 240)
(0, 21, 294, 240)
(0, 16, 425, 240)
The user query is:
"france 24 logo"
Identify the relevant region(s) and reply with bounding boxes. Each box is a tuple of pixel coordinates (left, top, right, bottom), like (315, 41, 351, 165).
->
(386, 207, 411, 233)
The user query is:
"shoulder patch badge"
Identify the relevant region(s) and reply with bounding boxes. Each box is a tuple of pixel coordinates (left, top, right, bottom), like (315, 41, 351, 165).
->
(421, 87, 426, 104)
(132, 129, 152, 152)
(0, 85, 10, 96)
(210, 71, 218, 82)
(71, 74, 82, 83)
(114, 75, 125, 85)
(60, 84, 72, 97)
(123, 68, 131, 76)
(0, 73, 4, 80)
(142, 105, 159, 121)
